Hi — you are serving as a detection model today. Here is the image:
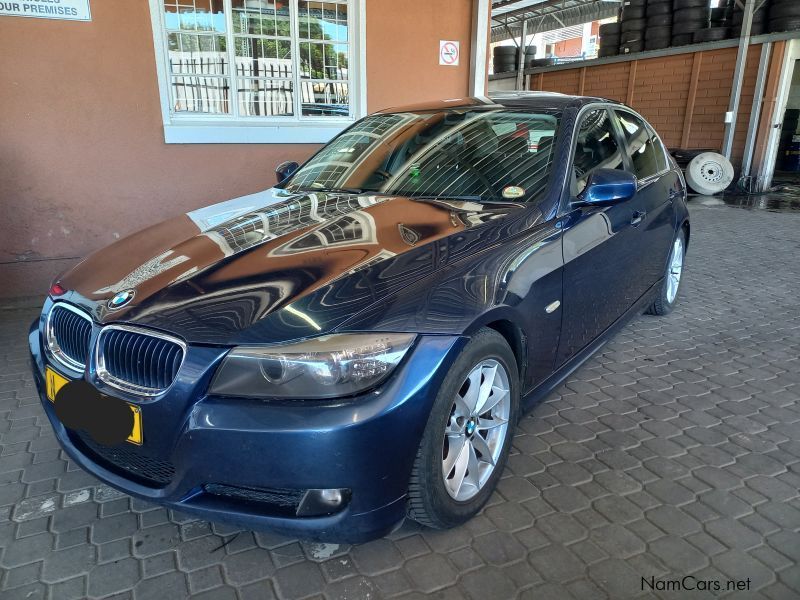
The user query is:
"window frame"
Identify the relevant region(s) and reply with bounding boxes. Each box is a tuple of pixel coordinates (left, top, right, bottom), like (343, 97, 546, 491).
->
(612, 108, 671, 184)
(569, 106, 627, 198)
(148, 0, 367, 144)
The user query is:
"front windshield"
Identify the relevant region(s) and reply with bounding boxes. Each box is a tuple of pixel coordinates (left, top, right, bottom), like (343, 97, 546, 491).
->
(283, 108, 560, 203)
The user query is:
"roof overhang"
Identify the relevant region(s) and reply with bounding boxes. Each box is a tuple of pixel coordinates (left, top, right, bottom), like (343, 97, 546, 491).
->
(491, 0, 622, 42)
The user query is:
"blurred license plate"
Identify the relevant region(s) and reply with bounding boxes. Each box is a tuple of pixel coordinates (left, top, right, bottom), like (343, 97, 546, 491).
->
(45, 366, 143, 445)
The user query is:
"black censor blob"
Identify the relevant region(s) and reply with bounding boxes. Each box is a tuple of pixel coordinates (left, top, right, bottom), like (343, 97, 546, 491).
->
(54, 381, 134, 446)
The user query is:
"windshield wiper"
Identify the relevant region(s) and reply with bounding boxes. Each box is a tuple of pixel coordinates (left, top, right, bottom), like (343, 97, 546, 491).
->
(400, 194, 486, 202)
(293, 186, 368, 195)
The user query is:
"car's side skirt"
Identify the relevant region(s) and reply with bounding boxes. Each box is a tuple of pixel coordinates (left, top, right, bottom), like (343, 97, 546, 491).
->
(520, 277, 662, 413)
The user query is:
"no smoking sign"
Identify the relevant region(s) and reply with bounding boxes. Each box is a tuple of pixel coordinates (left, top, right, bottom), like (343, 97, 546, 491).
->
(439, 40, 460, 66)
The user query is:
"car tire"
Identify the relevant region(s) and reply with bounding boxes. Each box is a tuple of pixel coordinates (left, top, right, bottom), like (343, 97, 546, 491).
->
(493, 46, 518, 57)
(645, 37, 672, 51)
(674, 7, 709, 23)
(647, 1, 673, 17)
(673, 20, 707, 35)
(769, 2, 800, 20)
(647, 26, 673, 40)
(623, 6, 646, 20)
(647, 229, 686, 317)
(621, 30, 644, 44)
(648, 15, 672, 28)
(599, 46, 620, 58)
(407, 328, 519, 529)
(599, 22, 621, 37)
(622, 18, 647, 32)
(671, 33, 695, 46)
(621, 41, 645, 54)
(769, 18, 800, 33)
(694, 27, 730, 43)
(674, 0, 709, 9)
(601, 33, 621, 45)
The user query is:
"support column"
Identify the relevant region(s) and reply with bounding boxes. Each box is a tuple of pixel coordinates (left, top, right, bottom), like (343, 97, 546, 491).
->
(515, 19, 528, 91)
(681, 53, 703, 148)
(722, 0, 755, 158)
(469, 0, 491, 97)
(626, 61, 638, 106)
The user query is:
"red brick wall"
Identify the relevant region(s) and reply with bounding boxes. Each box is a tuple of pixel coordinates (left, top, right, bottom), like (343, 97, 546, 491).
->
(532, 45, 765, 166)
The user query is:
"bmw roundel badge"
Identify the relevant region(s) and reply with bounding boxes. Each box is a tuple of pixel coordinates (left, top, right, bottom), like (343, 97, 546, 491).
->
(108, 289, 135, 310)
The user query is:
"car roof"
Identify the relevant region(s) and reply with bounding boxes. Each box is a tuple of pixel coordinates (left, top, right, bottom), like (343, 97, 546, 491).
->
(375, 92, 623, 115)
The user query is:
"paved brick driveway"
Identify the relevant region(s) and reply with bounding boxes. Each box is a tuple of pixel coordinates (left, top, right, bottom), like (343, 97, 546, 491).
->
(1, 203, 799, 599)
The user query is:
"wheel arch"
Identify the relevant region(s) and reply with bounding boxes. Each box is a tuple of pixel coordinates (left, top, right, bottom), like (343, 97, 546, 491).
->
(464, 312, 528, 384)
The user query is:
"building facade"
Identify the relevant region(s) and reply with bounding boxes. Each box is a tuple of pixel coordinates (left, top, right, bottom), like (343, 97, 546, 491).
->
(0, 0, 490, 298)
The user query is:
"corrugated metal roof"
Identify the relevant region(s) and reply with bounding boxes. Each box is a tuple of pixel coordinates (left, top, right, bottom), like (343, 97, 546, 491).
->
(491, 0, 621, 42)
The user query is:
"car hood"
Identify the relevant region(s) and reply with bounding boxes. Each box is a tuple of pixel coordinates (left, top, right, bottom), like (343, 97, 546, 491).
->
(55, 188, 536, 344)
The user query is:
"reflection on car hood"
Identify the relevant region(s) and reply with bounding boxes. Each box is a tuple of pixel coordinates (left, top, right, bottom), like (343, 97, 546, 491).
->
(56, 188, 536, 344)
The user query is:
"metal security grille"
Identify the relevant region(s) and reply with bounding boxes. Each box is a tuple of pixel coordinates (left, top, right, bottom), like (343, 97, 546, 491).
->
(160, 0, 351, 119)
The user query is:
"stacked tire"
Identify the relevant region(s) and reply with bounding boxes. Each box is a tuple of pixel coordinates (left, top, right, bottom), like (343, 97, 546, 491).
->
(645, 0, 673, 51)
(599, 22, 621, 57)
(769, 0, 800, 34)
(492, 45, 536, 73)
(620, 0, 647, 55)
(672, 0, 711, 47)
(731, 0, 769, 36)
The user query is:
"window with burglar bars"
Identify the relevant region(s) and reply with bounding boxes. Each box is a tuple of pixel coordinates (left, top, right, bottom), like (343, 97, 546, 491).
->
(158, 0, 352, 120)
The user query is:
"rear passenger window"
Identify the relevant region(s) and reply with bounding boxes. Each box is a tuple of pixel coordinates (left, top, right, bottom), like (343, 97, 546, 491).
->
(615, 111, 668, 179)
(572, 109, 626, 196)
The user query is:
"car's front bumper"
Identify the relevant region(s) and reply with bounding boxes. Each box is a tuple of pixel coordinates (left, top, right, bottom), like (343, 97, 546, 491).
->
(29, 314, 465, 543)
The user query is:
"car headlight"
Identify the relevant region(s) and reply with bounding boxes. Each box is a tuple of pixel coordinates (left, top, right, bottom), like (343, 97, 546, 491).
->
(209, 333, 416, 399)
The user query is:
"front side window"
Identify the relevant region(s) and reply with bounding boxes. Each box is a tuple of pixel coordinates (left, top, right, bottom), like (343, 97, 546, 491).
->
(614, 111, 668, 179)
(283, 109, 562, 203)
(159, 0, 351, 120)
(572, 109, 625, 196)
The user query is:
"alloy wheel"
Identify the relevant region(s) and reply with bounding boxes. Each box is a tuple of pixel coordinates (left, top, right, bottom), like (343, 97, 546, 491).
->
(666, 236, 684, 304)
(441, 359, 511, 501)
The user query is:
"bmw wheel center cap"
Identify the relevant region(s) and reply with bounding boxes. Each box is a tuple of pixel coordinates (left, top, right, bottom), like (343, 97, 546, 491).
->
(108, 289, 135, 310)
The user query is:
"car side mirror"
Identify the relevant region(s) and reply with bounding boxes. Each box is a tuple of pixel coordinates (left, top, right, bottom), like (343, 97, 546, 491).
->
(575, 169, 638, 207)
(275, 161, 299, 185)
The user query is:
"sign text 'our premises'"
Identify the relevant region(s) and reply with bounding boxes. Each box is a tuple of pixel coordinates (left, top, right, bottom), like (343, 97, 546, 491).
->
(0, 0, 91, 21)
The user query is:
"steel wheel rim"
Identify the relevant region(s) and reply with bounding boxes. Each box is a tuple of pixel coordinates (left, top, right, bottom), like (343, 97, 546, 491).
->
(666, 236, 684, 304)
(442, 359, 511, 501)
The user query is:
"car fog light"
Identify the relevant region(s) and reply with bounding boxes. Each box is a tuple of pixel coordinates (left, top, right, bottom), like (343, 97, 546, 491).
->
(296, 488, 351, 517)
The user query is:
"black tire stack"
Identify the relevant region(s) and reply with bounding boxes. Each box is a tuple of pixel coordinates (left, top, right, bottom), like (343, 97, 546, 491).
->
(492, 45, 537, 73)
(599, 22, 622, 57)
(672, 0, 711, 47)
(645, 0, 674, 51)
(620, 0, 647, 55)
(768, 0, 800, 34)
(694, 0, 733, 42)
(731, 1, 769, 37)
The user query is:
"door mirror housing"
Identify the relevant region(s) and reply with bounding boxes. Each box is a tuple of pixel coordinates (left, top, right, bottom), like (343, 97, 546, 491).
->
(275, 161, 299, 185)
(575, 169, 637, 207)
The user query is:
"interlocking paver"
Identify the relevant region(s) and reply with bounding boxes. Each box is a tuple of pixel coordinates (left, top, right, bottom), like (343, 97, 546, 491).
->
(1, 203, 799, 598)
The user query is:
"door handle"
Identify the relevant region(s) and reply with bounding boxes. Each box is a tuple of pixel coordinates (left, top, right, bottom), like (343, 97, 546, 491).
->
(631, 210, 646, 226)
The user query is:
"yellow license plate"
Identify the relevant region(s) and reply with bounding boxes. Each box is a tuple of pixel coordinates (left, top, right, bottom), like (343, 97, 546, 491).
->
(45, 367, 143, 445)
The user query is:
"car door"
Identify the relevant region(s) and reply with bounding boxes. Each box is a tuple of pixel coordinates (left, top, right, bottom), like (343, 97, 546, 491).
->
(556, 107, 642, 365)
(612, 109, 676, 297)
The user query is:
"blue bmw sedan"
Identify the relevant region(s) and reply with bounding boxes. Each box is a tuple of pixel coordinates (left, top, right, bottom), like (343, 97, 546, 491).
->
(29, 93, 689, 542)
